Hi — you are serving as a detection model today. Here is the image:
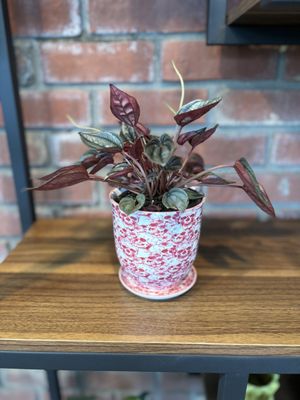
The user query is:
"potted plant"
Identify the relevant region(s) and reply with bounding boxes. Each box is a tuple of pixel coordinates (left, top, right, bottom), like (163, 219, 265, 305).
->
(246, 374, 280, 400)
(32, 64, 275, 300)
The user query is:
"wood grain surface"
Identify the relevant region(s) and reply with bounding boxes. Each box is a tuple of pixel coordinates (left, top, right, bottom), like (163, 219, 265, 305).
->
(0, 218, 299, 355)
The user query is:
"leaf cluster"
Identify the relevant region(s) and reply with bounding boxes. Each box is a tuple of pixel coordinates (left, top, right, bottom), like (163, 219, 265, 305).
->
(33, 72, 275, 217)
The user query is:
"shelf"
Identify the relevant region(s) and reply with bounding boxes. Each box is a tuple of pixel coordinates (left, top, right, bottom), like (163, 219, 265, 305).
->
(228, 0, 300, 26)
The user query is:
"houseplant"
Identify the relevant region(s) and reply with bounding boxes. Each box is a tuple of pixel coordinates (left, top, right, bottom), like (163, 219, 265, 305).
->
(32, 65, 275, 300)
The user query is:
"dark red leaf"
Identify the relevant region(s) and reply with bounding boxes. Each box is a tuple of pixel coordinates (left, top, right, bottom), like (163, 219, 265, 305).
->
(89, 154, 114, 174)
(81, 155, 98, 169)
(177, 125, 218, 148)
(174, 98, 221, 127)
(235, 158, 275, 217)
(200, 174, 235, 185)
(37, 165, 81, 181)
(184, 153, 205, 175)
(33, 165, 90, 191)
(110, 84, 140, 126)
(124, 138, 144, 161)
(177, 128, 205, 145)
(135, 122, 151, 138)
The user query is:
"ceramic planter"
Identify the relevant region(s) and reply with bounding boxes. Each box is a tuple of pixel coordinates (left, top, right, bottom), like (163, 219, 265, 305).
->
(110, 189, 205, 300)
(245, 374, 280, 400)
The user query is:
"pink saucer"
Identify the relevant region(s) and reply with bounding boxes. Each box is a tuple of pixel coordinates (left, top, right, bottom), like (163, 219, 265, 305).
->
(119, 266, 197, 300)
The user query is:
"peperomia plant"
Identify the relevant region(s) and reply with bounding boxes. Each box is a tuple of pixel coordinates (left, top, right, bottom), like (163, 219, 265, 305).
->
(32, 64, 275, 217)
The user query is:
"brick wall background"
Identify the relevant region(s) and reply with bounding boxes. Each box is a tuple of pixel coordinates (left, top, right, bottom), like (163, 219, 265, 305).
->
(1, 0, 300, 263)
(0, 0, 299, 396)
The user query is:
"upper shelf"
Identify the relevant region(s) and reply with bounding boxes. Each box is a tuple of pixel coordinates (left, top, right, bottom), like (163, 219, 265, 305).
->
(228, 0, 300, 26)
(207, 0, 300, 45)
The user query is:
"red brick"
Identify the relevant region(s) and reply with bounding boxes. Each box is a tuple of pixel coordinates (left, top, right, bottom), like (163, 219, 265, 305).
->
(162, 41, 278, 80)
(21, 90, 89, 128)
(0, 133, 48, 166)
(207, 185, 248, 204)
(26, 133, 49, 166)
(260, 172, 300, 203)
(0, 174, 16, 203)
(208, 172, 300, 205)
(51, 134, 86, 166)
(271, 133, 300, 165)
(41, 41, 154, 83)
(0, 209, 21, 236)
(285, 46, 300, 81)
(8, 0, 81, 37)
(33, 180, 96, 205)
(0, 134, 10, 166)
(0, 390, 35, 400)
(215, 90, 300, 124)
(199, 134, 266, 166)
(99, 88, 207, 126)
(88, 0, 206, 33)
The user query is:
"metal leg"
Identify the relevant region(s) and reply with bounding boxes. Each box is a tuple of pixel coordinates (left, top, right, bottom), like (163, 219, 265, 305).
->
(46, 370, 61, 400)
(0, 0, 36, 233)
(217, 373, 248, 400)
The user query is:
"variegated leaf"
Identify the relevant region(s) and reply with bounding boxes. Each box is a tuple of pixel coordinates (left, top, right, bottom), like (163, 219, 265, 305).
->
(235, 158, 275, 217)
(119, 193, 146, 215)
(174, 97, 221, 127)
(144, 134, 174, 166)
(162, 188, 189, 211)
(110, 84, 140, 126)
(79, 131, 123, 150)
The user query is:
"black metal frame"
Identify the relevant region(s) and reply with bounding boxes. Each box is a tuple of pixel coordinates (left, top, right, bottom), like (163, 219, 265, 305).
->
(0, 0, 35, 233)
(207, 0, 300, 45)
(1, 352, 299, 400)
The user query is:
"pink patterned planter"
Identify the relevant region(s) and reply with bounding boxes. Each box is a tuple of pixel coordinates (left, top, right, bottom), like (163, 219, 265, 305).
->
(110, 190, 205, 300)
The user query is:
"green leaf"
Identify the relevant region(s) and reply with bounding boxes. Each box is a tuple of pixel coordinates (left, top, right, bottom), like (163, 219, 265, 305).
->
(164, 156, 182, 171)
(184, 188, 203, 200)
(144, 134, 174, 166)
(79, 131, 123, 150)
(162, 188, 189, 211)
(120, 123, 137, 144)
(119, 193, 146, 215)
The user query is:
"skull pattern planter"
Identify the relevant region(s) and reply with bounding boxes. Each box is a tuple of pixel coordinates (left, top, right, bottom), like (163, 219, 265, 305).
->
(110, 190, 205, 300)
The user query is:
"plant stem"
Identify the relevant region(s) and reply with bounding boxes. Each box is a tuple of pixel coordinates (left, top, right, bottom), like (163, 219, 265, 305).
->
(89, 174, 142, 194)
(175, 164, 234, 188)
(123, 151, 153, 200)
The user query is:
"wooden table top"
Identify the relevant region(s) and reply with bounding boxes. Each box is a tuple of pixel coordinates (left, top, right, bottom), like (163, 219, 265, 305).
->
(0, 218, 299, 356)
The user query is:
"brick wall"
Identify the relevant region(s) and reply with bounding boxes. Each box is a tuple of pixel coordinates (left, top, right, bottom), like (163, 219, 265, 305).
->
(1, 0, 300, 261)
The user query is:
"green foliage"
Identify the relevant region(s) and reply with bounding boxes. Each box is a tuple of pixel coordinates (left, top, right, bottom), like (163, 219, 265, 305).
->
(119, 194, 146, 215)
(144, 134, 174, 166)
(162, 188, 189, 211)
(33, 64, 275, 218)
(120, 123, 137, 143)
(79, 131, 123, 150)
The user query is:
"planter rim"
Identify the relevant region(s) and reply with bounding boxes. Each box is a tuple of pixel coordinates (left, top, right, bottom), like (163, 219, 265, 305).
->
(109, 188, 206, 216)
